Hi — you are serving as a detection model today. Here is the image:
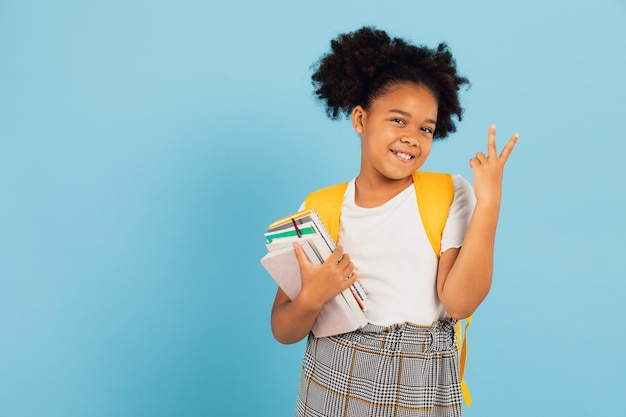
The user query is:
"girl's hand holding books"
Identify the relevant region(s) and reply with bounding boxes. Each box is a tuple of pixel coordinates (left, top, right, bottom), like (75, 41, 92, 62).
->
(470, 124, 518, 206)
(293, 243, 358, 311)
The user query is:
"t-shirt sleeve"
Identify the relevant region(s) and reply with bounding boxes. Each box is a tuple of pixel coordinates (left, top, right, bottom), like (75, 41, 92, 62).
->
(440, 174, 476, 254)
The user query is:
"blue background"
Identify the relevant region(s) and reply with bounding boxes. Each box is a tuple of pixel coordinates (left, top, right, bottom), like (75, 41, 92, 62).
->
(1, 1, 625, 416)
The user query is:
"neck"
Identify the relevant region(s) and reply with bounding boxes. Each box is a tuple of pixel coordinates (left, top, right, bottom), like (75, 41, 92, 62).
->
(354, 174, 413, 208)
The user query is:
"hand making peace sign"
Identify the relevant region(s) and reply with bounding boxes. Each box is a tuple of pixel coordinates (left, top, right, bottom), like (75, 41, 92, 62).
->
(470, 124, 519, 205)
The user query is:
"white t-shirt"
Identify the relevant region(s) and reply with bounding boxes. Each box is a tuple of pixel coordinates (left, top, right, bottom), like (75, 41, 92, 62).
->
(331, 174, 475, 326)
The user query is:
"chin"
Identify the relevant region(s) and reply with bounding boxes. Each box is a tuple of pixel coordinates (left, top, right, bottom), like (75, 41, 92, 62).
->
(384, 172, 415, 182)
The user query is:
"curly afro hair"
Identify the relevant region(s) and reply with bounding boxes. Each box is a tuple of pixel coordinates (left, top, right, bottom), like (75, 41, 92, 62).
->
(311, 26, 470, 140)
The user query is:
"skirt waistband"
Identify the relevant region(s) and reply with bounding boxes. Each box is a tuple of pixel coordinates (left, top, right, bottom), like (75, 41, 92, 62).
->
(328, 319, 458, 355)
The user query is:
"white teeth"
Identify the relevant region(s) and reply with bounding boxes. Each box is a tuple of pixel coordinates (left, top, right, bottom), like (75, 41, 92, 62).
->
(395, 151, 412, 160)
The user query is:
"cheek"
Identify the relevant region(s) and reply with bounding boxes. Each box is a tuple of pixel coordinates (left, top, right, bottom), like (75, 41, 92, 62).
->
(421, 140, 433, 157)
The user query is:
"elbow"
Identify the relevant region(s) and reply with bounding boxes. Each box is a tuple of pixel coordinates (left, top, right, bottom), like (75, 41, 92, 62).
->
(272, 331, 305, 345)
(443, 296, 485, 320)
(271, 320, 306, 345)
(446, 292, 491, 319)
(271, 329, 297, 345)
(440, 280, 491, 320)
(447, 308, 475, 321)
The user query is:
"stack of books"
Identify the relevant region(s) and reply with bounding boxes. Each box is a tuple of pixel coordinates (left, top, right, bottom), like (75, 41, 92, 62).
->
(261, 209, 368, 338)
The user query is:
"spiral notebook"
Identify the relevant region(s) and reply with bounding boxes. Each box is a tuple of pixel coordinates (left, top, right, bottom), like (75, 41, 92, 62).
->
(261, 209, 368, 337)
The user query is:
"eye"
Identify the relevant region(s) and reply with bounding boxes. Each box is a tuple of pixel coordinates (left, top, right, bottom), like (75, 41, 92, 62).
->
(391, 118, 406, 125)
(421, 127, 434, 135)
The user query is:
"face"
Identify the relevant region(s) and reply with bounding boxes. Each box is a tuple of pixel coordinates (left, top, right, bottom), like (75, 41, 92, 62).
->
(352, 82, 438, 186)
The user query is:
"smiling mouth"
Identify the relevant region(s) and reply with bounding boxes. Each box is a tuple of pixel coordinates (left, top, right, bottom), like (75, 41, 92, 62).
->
(391, 150, 414, 160)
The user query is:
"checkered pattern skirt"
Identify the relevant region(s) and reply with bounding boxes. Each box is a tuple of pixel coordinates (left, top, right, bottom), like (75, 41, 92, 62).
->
(296, 320, 463, 417)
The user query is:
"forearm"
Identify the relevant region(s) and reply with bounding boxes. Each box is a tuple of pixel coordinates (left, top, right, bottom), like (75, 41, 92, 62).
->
(440, 200, 500, 318)
(439, 124, 517, 318)
(271, 290, 323, 344)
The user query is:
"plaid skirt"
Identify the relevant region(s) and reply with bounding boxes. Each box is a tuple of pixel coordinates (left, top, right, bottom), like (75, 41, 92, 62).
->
(296, 320, 463, 417)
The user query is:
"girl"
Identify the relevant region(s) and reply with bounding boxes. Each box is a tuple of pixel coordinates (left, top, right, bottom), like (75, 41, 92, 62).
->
(270, 26, 517, 417)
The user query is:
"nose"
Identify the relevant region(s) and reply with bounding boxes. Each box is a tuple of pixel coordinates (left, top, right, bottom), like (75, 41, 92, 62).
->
(400, 136, 418, 146)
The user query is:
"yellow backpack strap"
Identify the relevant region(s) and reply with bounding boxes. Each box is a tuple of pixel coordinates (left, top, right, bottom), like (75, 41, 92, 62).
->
(304, 182, 348, 244)
(411, 171, 454, 256)
(413, 171, 472, 406)
(456, 316, 472, 405)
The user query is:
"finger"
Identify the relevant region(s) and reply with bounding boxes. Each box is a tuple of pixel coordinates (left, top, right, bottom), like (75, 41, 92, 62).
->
(487, 124, 497, 158)
(476, 151, 487, 163)
(293, 242, 312, 266)
(341, 259, 354, 275)
(499, 133, 519, 163)
(344, 271, 358, 285)
(326, 246, 345, 266)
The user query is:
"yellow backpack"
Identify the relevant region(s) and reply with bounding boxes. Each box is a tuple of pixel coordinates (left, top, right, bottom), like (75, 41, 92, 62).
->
(304, 170, 472, 406)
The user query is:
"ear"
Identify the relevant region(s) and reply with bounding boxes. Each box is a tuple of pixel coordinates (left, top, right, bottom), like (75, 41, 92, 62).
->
(351, 105, 366, 134)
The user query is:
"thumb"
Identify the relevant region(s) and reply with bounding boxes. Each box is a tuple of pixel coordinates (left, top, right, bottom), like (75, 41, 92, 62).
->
(293, 242, 312, 267)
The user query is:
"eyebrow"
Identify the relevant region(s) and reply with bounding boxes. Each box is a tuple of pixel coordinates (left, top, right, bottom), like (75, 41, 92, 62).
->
(388, 109, 437, 125)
